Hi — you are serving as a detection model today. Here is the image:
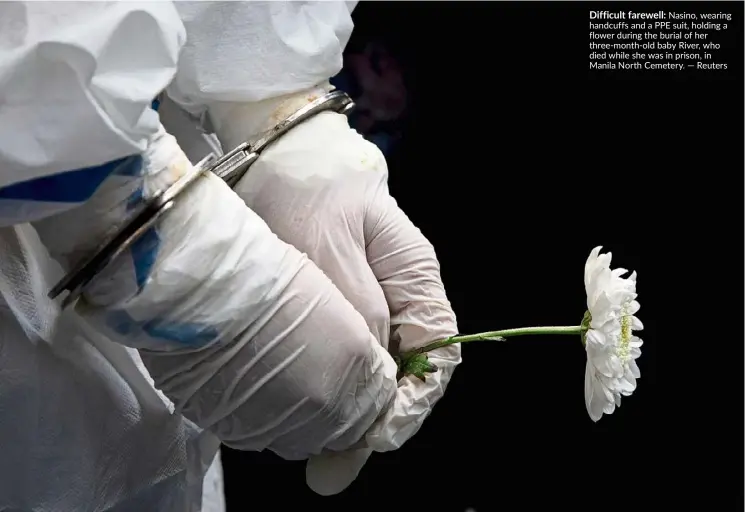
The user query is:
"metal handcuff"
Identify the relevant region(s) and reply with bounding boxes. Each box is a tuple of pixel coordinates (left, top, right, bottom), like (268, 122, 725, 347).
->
(48, 90, 355, 308)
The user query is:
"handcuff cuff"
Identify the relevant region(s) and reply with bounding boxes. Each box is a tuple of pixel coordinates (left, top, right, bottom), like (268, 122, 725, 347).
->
(48, 90, 355, 308)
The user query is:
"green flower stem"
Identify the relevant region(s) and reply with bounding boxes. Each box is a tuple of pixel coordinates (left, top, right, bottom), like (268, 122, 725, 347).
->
(396, 325, 585, 380)
(401, 326, 584, 358)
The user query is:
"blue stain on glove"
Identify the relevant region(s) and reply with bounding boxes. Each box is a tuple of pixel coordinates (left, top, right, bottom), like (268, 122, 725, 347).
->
(125, 186, 160, 290)
(106, 310, 219, 347)
(119, 97, 163, 290)
(111, 96, 217, 348)
(144, 321, 219, 347)
(130, 229, 160, 290)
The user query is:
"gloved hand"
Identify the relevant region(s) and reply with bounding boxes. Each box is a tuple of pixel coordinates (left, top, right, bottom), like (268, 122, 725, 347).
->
(205, 85, 461, 494)
(32, 125, 401, 460)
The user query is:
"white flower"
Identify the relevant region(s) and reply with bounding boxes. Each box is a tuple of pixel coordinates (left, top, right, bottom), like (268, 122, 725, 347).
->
(583, 246, 643, 422)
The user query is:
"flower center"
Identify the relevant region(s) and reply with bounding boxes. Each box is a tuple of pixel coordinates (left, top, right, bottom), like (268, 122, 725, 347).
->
(617, 303, 632, 362)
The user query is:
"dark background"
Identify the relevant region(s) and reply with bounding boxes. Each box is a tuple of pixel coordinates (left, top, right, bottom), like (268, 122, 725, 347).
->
(222, 3, 744, 510)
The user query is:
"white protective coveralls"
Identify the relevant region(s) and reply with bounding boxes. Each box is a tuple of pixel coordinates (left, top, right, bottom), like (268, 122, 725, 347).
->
(0, 1, 460, 509)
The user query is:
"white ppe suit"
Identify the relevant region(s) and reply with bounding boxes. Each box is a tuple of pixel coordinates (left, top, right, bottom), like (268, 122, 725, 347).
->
(0, 1, 460, 510)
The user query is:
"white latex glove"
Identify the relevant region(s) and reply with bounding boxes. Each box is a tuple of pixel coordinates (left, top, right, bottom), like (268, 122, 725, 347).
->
(33, 125, 400, 461)
(206, 86, 461, 495)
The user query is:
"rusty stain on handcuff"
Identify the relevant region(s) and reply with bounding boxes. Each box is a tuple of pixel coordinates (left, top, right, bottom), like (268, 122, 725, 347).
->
(268, 92, 325, 131)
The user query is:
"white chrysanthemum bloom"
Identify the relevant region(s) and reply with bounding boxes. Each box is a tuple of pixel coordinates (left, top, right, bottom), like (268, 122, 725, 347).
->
(582, 246, 643, 422)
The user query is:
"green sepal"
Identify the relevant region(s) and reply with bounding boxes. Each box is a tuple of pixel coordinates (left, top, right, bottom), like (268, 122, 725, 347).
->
(580, 310, 592, 347)
(395, 353, 439, 382)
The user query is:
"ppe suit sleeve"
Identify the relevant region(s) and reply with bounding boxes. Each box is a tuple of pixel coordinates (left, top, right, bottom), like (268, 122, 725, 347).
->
(166, 1, 354, 117)
(0, 2, 185, 225)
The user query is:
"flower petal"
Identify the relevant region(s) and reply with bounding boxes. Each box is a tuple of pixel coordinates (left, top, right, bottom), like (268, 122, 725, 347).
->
(585, 328, 606, 347)
(585, 363, 605, 422)
(612, 268, 628, 278)
(591, 352, 616, 378)
(584, 246, 603, 289)
(624, 366, 638, 387)
(602, 398, 616, 415)
(629, 359, 641, 378)
(627, 300, 640, 314)
(590, 293, 614, 326)
(618, 372, 636, 393)
(631, 316, 644, 330)
(597, 374, 616, 403)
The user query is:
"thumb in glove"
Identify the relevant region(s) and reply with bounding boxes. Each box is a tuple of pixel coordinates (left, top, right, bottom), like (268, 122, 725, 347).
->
(305, 447, 374, 496)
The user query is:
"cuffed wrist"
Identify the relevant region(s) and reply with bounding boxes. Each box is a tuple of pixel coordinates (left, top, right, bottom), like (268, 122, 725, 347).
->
(206, 82, 335, 150)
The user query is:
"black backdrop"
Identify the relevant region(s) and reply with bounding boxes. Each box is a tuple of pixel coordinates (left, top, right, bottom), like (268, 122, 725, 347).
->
(221, 3, 744, 510)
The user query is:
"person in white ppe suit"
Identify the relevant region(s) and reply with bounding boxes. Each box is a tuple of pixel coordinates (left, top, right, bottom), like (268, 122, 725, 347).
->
(0, 1, 460, 510)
